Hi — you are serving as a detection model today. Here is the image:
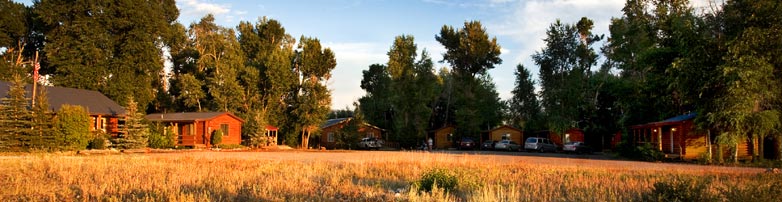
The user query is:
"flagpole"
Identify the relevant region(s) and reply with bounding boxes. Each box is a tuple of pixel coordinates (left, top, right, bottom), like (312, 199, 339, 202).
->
(32, 51, 39, 107)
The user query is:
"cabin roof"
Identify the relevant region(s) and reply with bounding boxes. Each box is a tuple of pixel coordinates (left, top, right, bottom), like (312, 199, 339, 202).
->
(0, 81, 126, 116)
(145, 112, 245, 122)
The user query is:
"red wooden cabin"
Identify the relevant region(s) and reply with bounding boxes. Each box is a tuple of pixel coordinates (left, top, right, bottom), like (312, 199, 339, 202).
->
(146, 112, 244, 148)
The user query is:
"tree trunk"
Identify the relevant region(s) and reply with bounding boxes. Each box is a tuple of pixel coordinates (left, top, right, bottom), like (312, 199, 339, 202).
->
(707, 129, 712, 164)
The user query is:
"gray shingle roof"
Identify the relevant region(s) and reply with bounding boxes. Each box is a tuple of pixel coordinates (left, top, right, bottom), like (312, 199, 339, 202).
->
(145, 112, 244, 122)
(0, 81, 126, 116)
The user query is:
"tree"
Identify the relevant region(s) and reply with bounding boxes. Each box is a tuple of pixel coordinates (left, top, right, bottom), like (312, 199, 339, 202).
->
(114, 97, 149, 149)
(358, 63, 393, 135)
(0, 0, 35, 81)
(436, 21, 503, 140)
(237, 17, 297, 147)
(508, 64, 542, 132)
(54, 104, 91, 151)
(384, 35, 437, 148)
(288, 36, 335, 148)
(36, 0, 180, 109)
(30, 86, 57, 150)
(0, 75, 32, 151)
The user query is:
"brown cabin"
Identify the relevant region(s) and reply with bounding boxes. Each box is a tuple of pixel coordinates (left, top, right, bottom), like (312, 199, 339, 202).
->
(528, 128, 585, 147)
(629, 113, 754, 161)
(145, 112, 244, 148)
(483, 125, 524, 144)
(0, 81, 126, 136)
(319, 118, 384, 149)
(432, 126, 455, 149)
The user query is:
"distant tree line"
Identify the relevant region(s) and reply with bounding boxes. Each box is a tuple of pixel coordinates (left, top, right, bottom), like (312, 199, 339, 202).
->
(0, 1, 335, 149)
(357, 0, 782, 162)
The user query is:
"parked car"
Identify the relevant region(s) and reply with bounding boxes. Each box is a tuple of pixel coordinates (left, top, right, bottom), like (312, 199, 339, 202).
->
(358, 137, 382, 150)
(524, 137, 557, 152)
(458, 137, 476, 150)
(494, 140, 521, 151)
(481, 140, 497, 150)
(563, 141, 592, 154)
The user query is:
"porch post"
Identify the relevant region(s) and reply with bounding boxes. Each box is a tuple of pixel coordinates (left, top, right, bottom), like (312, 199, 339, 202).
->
(657, 127, 663, 151)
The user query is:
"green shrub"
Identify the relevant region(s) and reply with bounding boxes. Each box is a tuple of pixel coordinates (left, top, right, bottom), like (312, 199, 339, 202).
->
(211, 130, 223, 147)
(637, 143, 664, 162)
(645, 176, 716, 201)
(416, 168, 458, 193)
(55, 105, 91, 150)
(148, 123, 176, 149)
(88, 134, 107, 150)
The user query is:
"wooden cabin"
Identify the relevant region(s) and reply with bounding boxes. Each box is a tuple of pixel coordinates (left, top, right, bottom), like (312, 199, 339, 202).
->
(145, 112, 244, 148)
(629, 113, 753, 161)
(319, 118, 384, 149)
(432, 126, 455, 149)
(0, 81, 126, 136)
(528, 128, 584, 146)
(484, 125, 524, 144)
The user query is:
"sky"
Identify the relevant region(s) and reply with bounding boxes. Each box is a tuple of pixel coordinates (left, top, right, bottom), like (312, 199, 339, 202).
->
(19, 0, 716, 110)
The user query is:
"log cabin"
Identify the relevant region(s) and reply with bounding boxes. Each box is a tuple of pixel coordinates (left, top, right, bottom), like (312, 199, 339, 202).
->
(319, 118, 383, 149)
(145, 112, 244, 148)
(483, 125, 524, 144)
(0, 81, 126, 136)
(629, 113, 754, 161)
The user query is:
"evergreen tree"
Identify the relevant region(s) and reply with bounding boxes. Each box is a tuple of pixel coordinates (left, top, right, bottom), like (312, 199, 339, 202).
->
(30, 86, 56, 150)
(36, 0, 180, 109)
(508, 64, 542, 131)
(114, 97, 149, 149)
(0, 0, 34, 81)
(0, 75, 31, 151)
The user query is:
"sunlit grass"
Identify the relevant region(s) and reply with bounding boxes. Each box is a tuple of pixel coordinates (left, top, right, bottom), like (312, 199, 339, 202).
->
(0, 151, 778, 201)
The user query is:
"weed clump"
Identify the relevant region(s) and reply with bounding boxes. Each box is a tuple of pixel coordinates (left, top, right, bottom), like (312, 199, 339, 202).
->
(416, 168, 458, 193)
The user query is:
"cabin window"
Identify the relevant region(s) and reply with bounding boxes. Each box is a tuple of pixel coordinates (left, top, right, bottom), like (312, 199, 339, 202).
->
(368, 132, 374, 138)
(100, 117, 107, 132)
(220, 124, 229, 136)
(327, 132, 335, 142)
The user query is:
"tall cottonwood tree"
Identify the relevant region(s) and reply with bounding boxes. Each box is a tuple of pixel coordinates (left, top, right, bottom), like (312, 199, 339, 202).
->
(358, 63, 393, 133)
(386, 35, 437, 147)
(289, 37, 335, 148)
(237, 17, 297, 147)
(436, 21, 503, 138)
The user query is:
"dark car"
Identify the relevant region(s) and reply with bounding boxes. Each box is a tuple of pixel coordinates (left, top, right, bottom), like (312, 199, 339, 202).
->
(481, 140, 497, 150)
(458, 137, 476, 150)
(563, 141, 592, 154)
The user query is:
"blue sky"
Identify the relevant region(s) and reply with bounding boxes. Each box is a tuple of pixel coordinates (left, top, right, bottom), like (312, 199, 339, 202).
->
(19, 0, 714, 109)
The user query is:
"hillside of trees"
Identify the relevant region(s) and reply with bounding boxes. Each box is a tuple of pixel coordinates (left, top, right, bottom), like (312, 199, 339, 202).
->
(1, 0, 781, 161)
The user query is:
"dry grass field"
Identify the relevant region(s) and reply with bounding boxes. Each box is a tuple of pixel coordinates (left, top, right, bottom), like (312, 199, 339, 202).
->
(1, 150, 779, 201)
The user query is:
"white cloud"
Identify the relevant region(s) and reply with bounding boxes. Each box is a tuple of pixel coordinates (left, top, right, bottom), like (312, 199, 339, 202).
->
(483, 0, 625, 100)
(180, 0, 230, 15)
(325, 42, 389, 109)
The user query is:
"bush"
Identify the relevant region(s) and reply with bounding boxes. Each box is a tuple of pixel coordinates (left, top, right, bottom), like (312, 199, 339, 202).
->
(644, 176, 716, 201)
(148, 123, 175, 149)
(55, 105, 91, 150)
(416, 168, 459, 193)
(211, 130, 223, 147)
(88, 134, 107, 150)
(615, 142, 664, 162)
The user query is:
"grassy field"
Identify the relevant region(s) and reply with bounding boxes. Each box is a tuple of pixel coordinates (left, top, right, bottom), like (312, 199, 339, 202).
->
(1, 150, 779, 201)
